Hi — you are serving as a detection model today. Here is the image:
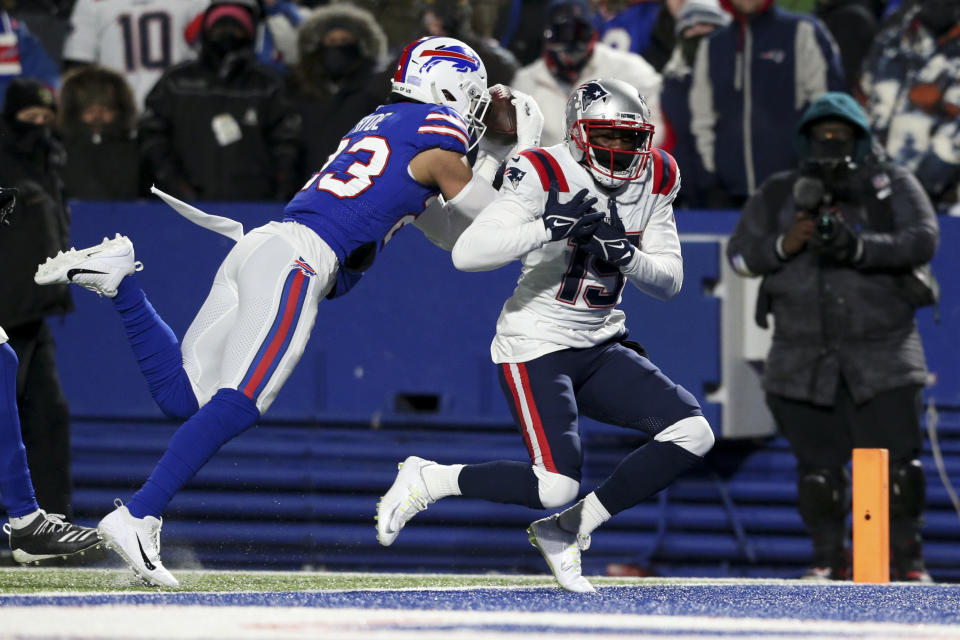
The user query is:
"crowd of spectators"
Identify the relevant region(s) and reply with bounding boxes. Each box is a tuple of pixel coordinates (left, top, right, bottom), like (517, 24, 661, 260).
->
(0, 0, 954, 210)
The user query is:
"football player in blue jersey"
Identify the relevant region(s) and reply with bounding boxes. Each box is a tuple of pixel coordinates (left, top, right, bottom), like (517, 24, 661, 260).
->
(0, 188, 101, 563)
(33, 36, 543, 587)
(376, 79, 715, 592)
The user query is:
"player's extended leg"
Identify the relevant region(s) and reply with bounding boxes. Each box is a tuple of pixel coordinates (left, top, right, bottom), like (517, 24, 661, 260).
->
(533, 342, 713, 580)
(0, 340, 100, 563)
(34, 235, 199, 419)
(97, 222, 334, 588)
(377, 351, 592, 590)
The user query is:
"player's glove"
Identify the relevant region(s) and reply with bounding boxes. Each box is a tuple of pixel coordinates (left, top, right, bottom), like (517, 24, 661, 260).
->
(542, 187, 603, 242)
(510, 88, 543, 152)
(577, 208, 636, 267)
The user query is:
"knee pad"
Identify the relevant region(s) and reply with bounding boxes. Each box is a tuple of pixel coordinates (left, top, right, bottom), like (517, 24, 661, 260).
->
(891, 459, 925, 520)
(533, 467, 579, 508)
(797, 466, 848, 527)
(654, 415, 715, 457)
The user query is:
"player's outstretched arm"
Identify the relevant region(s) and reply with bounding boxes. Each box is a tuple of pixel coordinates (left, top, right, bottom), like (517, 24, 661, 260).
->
(410, 148, 500, 251)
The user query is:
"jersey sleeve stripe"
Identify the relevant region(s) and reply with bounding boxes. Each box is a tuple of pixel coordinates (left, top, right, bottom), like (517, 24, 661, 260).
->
(651, 148, 677, 195)
(520, 149, 569, 192)
(537, 149, 570, 192)
(418, 125, 469, 147)
(519, 150, 552, 191)
(425, 112, 468, 133)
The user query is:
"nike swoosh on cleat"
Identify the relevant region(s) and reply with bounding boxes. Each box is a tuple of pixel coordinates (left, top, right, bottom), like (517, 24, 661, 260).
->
(136, 535, 157, 571)
(67, 268, 107, 281)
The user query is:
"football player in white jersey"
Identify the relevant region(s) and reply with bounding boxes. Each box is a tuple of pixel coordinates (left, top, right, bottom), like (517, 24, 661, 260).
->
(63, 0, 209, 110)
(377, 78, 715, 593)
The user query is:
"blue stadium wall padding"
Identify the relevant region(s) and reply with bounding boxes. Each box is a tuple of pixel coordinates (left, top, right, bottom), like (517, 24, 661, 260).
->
(26, 201, 960, 578)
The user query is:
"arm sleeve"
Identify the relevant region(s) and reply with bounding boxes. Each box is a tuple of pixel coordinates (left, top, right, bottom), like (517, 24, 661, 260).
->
(621, 175, 684, 299)
(726, 179, 788, 277)
(451, 197, 551, 271)
(451, 154, 550, 271)
(61, 0, 99, 63)
(858, 168, 939, 270)
(413, 173, 500, 251)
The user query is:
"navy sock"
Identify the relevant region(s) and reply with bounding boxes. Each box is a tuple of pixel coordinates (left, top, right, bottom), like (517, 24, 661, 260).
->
(458, 461, 543, 508)
(127, 388, 260, 518)
(113, 277, 199, 419)
(594, 440, 702, 516)
(0, 343, 38, 518)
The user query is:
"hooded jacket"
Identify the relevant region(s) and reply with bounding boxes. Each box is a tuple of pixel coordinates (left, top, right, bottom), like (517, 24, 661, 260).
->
(689, 1, 845, 204)
(291, 4, 391, 175)
(59, 66, 145, 200)
(0, 121, 72, 328)
(726, 92, 939, 405)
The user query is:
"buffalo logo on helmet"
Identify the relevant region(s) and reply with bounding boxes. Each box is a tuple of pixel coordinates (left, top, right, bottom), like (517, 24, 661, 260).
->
(419, 45, 481, 74)
(579, 81, 610, 111)
(505, 167, 527, 190)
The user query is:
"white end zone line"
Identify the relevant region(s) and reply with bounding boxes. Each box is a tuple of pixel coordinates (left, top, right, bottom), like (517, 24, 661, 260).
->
(2, 605, 959, 640)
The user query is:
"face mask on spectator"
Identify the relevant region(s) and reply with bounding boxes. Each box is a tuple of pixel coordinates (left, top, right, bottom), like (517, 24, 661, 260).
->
(202, 11, 255, 72)
(321, 43, 362, 81)
(543, 5, 596, 83)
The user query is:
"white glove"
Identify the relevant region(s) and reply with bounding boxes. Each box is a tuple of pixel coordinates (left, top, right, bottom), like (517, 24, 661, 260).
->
(510, 88, 543, 152)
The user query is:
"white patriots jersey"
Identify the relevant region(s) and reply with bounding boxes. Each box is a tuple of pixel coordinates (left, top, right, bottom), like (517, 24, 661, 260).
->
(63, 0, 208, 110)
(484, 144, 682, 364)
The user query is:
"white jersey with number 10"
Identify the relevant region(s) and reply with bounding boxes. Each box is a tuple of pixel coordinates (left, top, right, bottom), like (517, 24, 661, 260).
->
(63, 0, 208, 110)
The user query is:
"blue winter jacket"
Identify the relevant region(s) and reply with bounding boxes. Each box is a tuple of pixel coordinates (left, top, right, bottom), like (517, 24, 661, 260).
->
(688, 1, 845, 202)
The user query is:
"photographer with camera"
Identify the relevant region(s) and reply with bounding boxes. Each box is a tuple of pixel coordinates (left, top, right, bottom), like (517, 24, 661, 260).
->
(727, 92, 939, 582)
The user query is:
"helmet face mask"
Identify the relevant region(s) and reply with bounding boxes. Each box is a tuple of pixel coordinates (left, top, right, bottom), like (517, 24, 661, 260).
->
(392, 36, 490, 149)
(565, 79, 654, 188)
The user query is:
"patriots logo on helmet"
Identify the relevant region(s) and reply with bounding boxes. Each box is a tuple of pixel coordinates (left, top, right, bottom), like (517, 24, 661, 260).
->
(420, 45, 481, 74)
(505, 167, 527, 190)
(580, 81, 610, 111)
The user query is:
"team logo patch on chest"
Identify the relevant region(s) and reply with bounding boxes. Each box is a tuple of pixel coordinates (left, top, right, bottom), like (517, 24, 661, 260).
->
(505, 166, 526, 190)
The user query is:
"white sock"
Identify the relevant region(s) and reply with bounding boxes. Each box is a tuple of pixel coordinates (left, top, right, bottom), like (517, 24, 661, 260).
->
(421, 463, 464, 500)
(9, 509, 42, 530)
(558, 492, 611, 538)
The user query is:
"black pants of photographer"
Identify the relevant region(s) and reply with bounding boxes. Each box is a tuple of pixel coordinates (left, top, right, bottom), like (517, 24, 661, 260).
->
(767, 382, 927, 580)
(7, 320, 73, 517)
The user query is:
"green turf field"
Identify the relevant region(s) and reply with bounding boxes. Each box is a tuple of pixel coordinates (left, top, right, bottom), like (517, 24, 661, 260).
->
(0, 568, 788, 594)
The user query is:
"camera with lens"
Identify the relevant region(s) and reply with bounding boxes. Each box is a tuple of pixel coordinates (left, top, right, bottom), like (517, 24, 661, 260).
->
(792, 157, 856, 244)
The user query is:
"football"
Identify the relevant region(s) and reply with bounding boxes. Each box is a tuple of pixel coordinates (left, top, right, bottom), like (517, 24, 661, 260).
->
(483, 84, 518, 144)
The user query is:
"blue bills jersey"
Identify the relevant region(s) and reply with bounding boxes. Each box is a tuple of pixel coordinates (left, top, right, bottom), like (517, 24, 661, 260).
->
(283, 101, 470, 297)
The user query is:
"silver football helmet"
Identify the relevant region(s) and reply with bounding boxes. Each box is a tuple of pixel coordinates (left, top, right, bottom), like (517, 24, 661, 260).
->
(565, 78, 654, 189)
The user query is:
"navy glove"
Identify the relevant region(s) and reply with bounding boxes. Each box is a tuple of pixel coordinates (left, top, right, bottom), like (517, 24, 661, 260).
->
(577, 208, 636, 267)
(542, 187, 603, 242)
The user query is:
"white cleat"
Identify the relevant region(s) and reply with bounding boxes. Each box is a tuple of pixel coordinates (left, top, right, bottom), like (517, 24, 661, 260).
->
(34, 233, 142, 298)
(376, 456, 436, 546)
(97, 500, 178, 588)
(527, 514, 596, 593)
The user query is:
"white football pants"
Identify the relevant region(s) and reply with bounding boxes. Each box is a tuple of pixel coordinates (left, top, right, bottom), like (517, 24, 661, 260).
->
(180, 221, 336, 413)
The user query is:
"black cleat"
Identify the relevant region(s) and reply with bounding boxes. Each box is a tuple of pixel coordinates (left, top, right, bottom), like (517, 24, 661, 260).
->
(4, 511, 101, 563)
